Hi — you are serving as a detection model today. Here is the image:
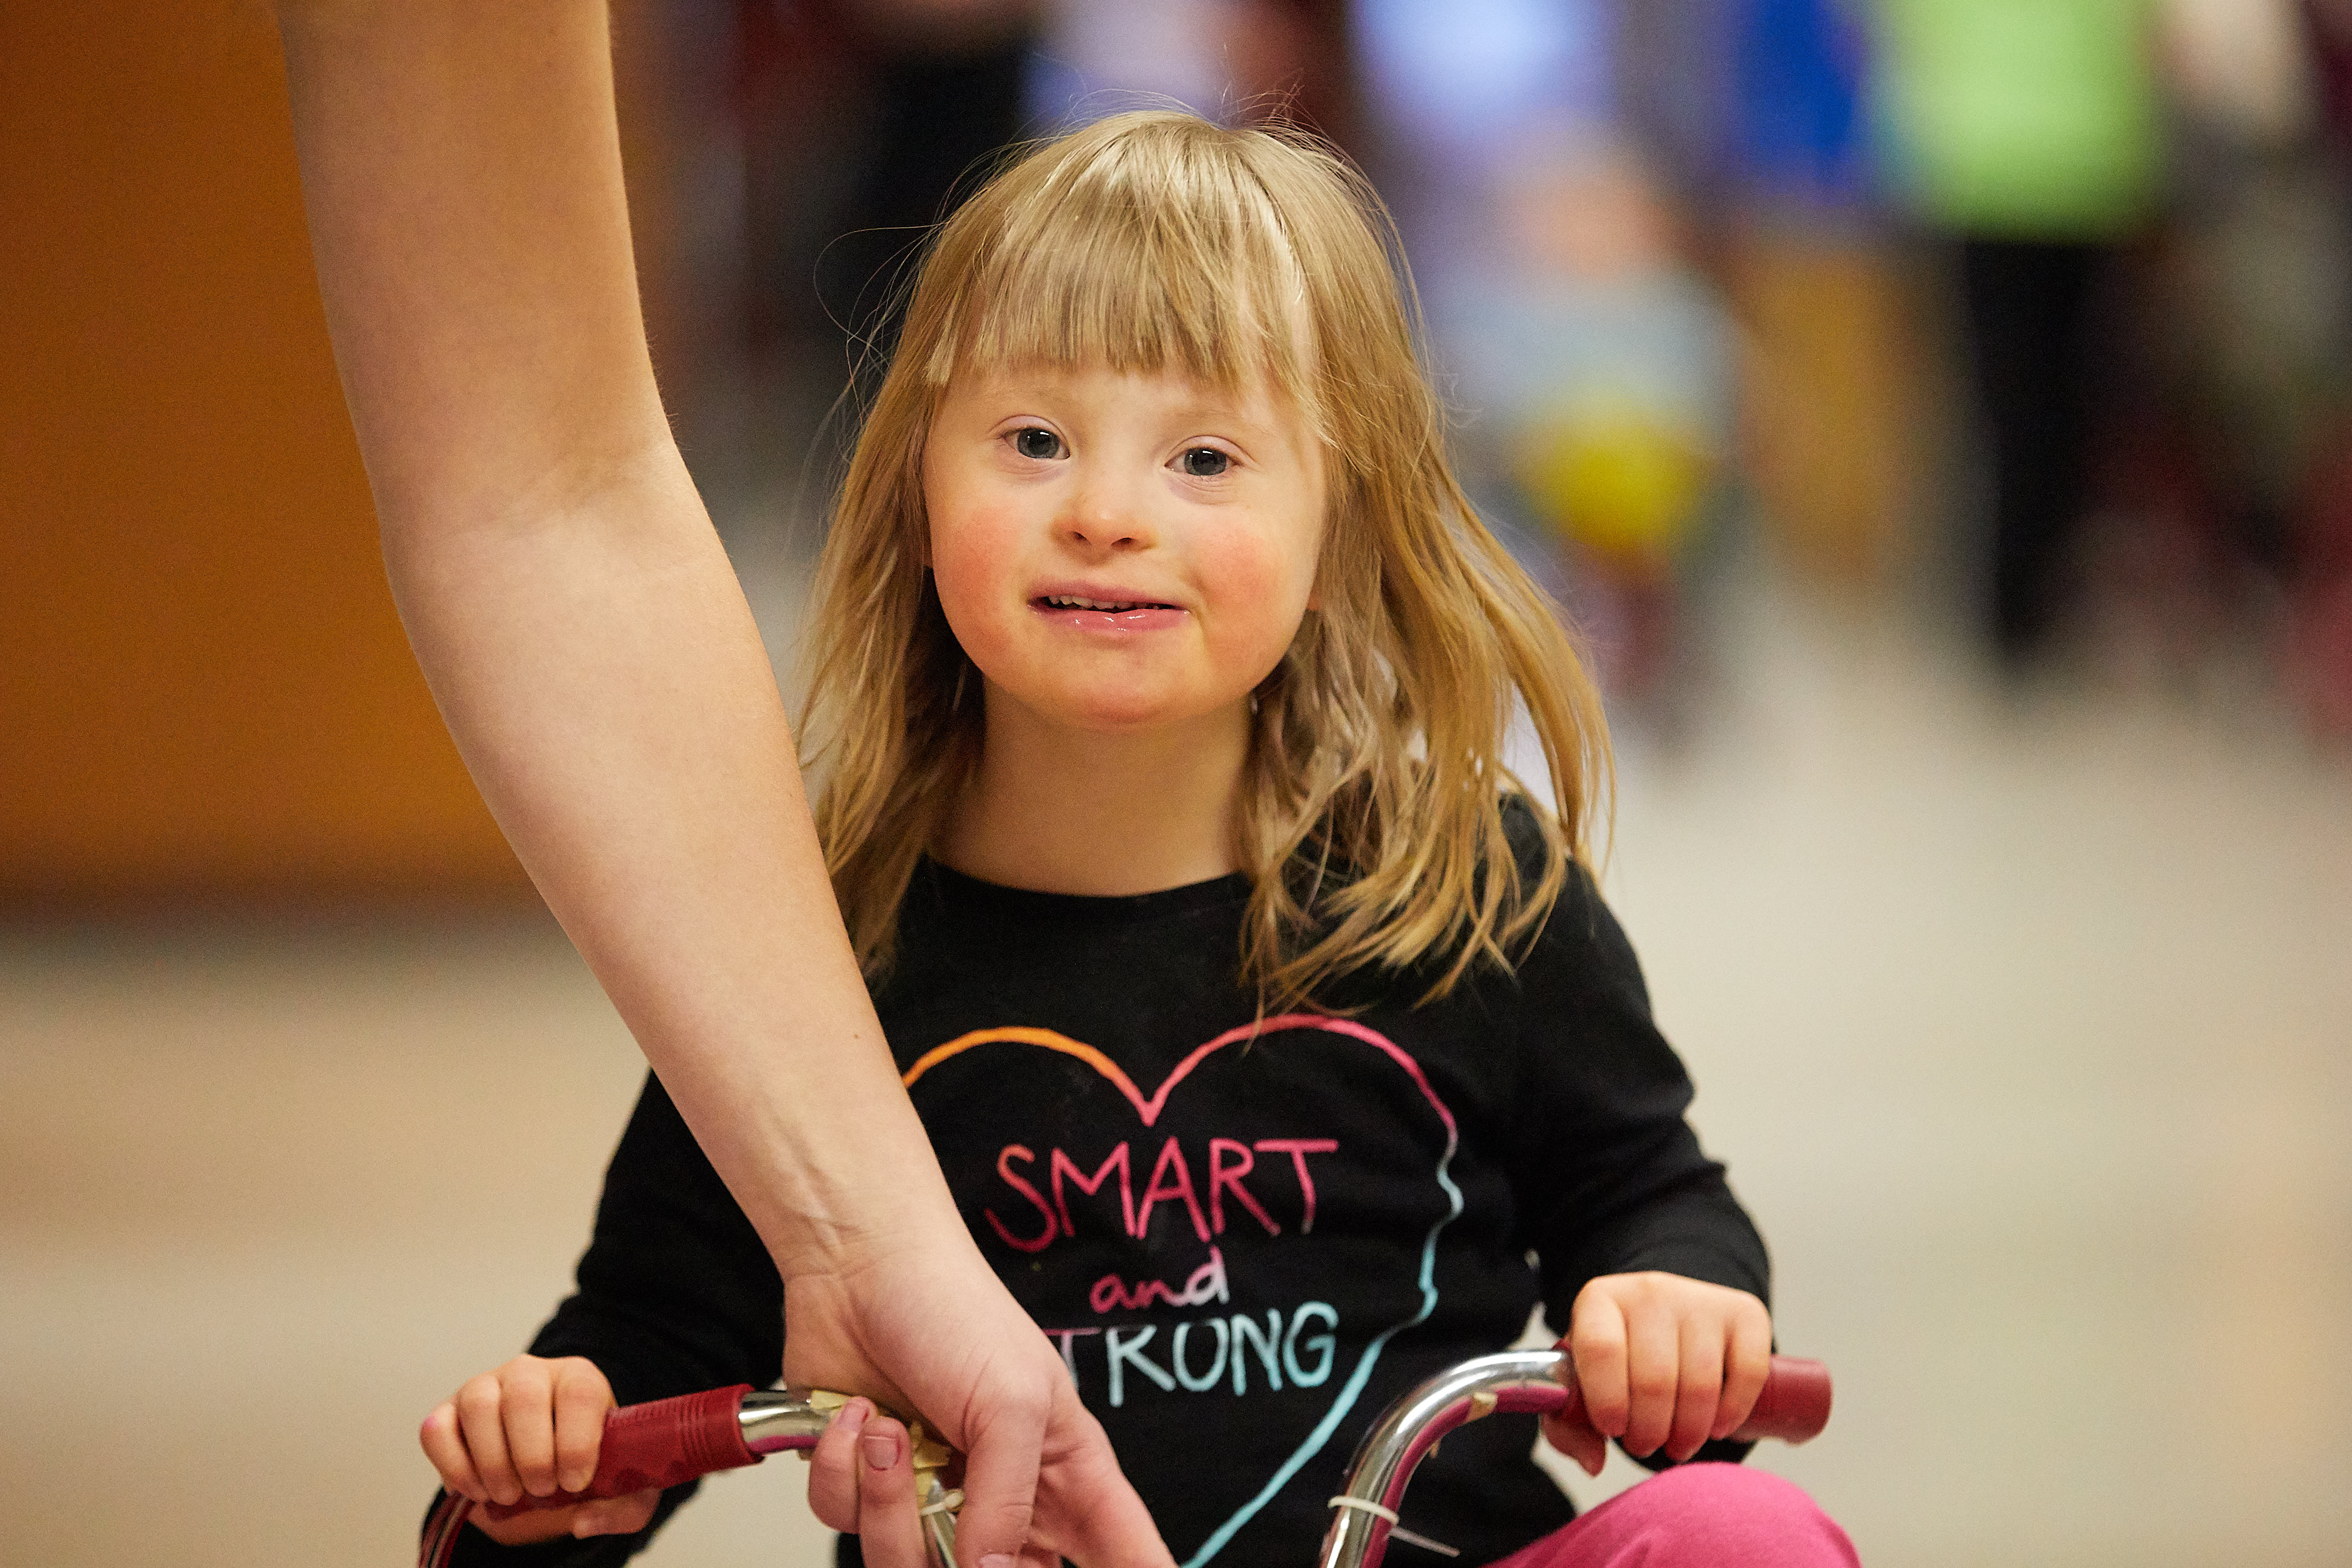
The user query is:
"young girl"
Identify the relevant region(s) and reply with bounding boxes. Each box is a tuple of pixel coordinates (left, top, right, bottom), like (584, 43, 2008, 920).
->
(418, 111, 1856, 1568)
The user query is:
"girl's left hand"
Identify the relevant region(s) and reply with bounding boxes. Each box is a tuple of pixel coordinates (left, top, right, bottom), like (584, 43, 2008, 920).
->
(1546, 1272, 1772, 1476)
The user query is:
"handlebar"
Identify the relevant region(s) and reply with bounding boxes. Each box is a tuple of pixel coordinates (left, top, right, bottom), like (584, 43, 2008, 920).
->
(423, 1352, 1829, 1568)
(1317, 1350, 1830, 1568)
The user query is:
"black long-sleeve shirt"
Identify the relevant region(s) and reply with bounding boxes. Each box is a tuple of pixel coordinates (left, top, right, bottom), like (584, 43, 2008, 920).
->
(439, 828, 1767, 1568)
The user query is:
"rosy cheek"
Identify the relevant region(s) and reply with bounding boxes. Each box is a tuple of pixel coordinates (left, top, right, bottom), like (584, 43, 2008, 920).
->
(1197, 521, 1317, 659)
(928, 501, 1027, 659)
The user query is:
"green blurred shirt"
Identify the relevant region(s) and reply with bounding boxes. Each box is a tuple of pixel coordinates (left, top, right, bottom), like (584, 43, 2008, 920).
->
(1872, 0, 2163, 236)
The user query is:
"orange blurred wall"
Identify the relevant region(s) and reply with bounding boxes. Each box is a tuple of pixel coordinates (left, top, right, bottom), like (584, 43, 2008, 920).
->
(0, 0, 531, 904)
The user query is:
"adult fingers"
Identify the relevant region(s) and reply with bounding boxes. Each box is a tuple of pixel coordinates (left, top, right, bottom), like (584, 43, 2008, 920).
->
(1663, 1315, 1723, 1462)
(1714, 1298, 1774, 1441)
(806, 1398, 874, 1534)
(550, 1358, 614, 1494)
(952, 1383, 1046, 1568)
(1024, 1401, 1174, 1568)
(419, 1401, 484, 1503)
(1619, 1302, 1681, 1459)
(1567, 1287, 1631, 1440)
(572, 1487, 662, 1538)
(856, 1417, 929, 1568)
(454, 1373, 524, 1506)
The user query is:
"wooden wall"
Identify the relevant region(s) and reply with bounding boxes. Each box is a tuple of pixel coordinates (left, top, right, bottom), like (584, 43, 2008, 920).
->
(0, 1, 532, 904)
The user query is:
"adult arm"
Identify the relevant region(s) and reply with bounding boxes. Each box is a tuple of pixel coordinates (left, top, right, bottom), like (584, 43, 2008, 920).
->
(271, 8, 1166, 1565)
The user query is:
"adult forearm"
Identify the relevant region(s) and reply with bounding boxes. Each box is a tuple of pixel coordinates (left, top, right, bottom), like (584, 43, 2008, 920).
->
(275, 0, 961, 1269)
(389, 486, 956, 1258)
(276, 0, 660, 526)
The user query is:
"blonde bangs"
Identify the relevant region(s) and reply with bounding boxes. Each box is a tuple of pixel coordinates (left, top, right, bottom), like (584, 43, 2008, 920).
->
(916, 117, 1321, 427)
(800, 110, 1612, 1010)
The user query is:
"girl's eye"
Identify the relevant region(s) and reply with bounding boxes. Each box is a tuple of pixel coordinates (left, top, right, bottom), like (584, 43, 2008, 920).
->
(1013, 427, 1063, 461)
(1179, 446, 1231, 478)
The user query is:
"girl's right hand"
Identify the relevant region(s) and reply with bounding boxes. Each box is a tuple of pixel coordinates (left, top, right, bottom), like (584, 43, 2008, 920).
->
(418, 1353, 661, 1546)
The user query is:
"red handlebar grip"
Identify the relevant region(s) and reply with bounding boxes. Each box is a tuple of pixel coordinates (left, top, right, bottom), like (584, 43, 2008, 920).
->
(1549, 1352, 1831, 1448)
(477, 1384, 761, 1522)
(1729, 1356, 1831, 1444)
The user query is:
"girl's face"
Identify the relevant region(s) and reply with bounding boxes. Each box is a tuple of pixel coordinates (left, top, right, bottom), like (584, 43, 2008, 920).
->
(922, 361, 1326, 735)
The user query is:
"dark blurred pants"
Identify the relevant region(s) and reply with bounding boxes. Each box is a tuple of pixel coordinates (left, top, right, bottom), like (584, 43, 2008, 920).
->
(1960, 238, 2101, 664)
(814, 30, 1034, 362)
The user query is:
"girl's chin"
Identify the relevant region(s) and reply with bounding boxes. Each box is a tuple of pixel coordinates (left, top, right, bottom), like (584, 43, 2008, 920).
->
(995, 687, 1254, 738)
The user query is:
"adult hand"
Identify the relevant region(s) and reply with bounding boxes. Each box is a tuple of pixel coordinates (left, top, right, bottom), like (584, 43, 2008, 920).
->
(789, 1232, 1173, 1568)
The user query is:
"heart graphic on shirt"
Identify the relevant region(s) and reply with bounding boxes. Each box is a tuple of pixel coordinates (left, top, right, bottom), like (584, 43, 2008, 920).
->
(901, 1014, 1464, 1568)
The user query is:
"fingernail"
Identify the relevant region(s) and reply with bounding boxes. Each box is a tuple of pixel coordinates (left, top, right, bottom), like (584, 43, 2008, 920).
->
(981, 1555, 1015, 1568)
(839, 1399, 871, 1435)
(862, 1427, 901, 1470)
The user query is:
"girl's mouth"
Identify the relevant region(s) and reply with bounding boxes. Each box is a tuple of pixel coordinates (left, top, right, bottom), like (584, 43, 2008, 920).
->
(1029, 594, 1187, 630)
(1035, 594, 1175, 612)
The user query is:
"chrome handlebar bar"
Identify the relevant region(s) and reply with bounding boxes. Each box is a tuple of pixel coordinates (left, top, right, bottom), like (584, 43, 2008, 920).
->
(1319, 1348, 1832, 1568)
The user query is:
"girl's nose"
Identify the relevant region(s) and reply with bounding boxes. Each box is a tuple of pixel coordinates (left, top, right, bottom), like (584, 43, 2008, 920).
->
(1060, 486, 1156, 553)
(1066, 519, 1148, 551)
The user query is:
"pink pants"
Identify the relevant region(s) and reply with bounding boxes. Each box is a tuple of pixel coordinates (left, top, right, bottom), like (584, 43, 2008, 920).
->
(1486, 1465, 1859, 1568)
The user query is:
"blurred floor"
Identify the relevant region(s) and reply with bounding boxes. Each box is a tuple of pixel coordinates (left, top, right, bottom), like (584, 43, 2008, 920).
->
(4, 557, 2349, 1568)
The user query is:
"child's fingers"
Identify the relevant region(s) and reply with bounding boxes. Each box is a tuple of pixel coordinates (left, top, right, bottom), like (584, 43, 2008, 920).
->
(1566, 1287, 1631, 1438)
(549, 1358, 616, 1494)
(1713, 1299, 1774, 1441)
(571, 1486, 662, 1538)
(1538, 1407, 1608, 1478)
(806, 1397, 874, 1533)
(496, 1359, 563, 1498)
(854, 1416, 929, 1568)
(454, 1373, 526, 1506)
(1618, 1304, 1682, 1459)
(1662, 1315, 1724, 1463)
(419, 1400, 485, 1503)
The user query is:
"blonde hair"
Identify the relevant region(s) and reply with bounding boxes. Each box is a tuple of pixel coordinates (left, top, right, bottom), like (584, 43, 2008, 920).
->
(798, 110, 1611, 1009)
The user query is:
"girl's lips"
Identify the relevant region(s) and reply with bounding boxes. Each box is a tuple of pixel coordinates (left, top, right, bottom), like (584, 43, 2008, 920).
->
(1028, 598, 1188, 633)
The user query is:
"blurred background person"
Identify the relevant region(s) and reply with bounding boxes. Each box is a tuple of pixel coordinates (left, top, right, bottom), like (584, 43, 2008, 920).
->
(1358, 0, 1741, 718)
(2276, 0, 2352, 731)
(1870, 0, 2168, 675)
